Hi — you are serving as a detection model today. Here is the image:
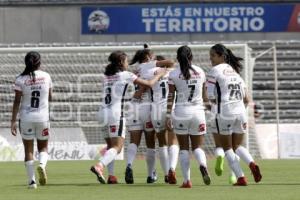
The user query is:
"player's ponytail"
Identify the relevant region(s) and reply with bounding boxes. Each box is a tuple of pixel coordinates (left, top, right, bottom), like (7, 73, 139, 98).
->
(104, 51, 127, 76)
(21, 51, 41, 82)
(177, 45, 194, 80)
(211, 43, 243, 74)
(225, 48, 243, 74)
(130, 44, 153, 65)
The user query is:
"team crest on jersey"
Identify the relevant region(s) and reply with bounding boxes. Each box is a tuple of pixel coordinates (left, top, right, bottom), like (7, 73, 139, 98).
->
(198, 123, 206, 132)
(110, 125, 117, 133)
(146, 122, 153, 129)
(42, 128, 49, 136)
(88, 10, 110, 33)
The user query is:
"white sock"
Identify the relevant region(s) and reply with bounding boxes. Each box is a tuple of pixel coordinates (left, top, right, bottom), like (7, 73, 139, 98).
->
(107, 159, 115, 175)
(193, 148, 207, 167)
(159, 146, 169, 175)
(99, 148, 118, 167)
(235, 146, 254, 165)
(25, 160, 35, 184)
(214, 147, 225, 157)
(225, 149, 244, 178)
(146, 148, 156, 177)
(179, 150, 190, 183)
(229, 155, 239, 177)
(168, 144, 179, 170)
(127, 143, 138, 166)
(39, 151, 48, 169)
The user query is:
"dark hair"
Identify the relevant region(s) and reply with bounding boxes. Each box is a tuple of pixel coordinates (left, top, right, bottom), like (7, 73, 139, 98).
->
(211, 43, 243, 74)
(130, 44, 153, 65)
(177, 45, 194, 80)
(155, 55, 165, 61)
(104, 51, 127, 76)
(21, 51, 41, 82)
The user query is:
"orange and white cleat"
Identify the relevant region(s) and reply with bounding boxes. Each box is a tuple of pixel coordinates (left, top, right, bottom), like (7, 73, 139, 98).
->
(168, 169, 177, 184)
(249, 162, 262, 183)
(180, 180, 192, 188)
(90, 164, 106, 184)
(233, 177, 247, 186)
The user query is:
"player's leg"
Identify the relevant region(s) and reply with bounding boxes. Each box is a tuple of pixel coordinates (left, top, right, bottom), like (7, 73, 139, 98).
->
(105, 138, 118, 184)
(190, 112, 210, 185)
(232, 114, 262, 183)
(125, 129, 142, 184)
(144, 129, 157, 183)
(167, 129, 179, 184)
(20, 121, 37, 189)
(217, 115, 246, 186)
(213, 132, 225, 176)
(233, 133, 262, 183)
(173, 116, 192, 188)
(176, 134, 192, 188)
(91, 116, 126, 184)
(36, 121, 50, 186)
(156, 129, 169, 182)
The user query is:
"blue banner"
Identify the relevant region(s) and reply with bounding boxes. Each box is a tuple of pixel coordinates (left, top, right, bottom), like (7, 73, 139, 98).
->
(81, 4, 300, 34)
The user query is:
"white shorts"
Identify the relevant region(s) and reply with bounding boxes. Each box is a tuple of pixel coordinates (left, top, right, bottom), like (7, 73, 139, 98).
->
(19, 121, 50, 140)
(215, 113, 247, 135)
(126, 102, 153, 132)
(98, 108, 126, 138)
(172, 110, 206, 135)
(151, 103, 167, 133)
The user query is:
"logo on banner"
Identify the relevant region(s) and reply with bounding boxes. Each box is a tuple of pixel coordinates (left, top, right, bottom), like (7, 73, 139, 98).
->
(298, 12, 300, 25)
(88, 10, 110, 33)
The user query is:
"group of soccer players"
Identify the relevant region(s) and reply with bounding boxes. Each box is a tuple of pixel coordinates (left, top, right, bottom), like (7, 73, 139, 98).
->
(11, 43, 262, 189)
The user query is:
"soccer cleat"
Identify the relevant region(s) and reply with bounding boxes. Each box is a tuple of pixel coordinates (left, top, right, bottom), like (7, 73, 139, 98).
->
(146, 171, 158, 184)
(90, 164, 106, 184)
(28, 180, 37, 189)
(249, 162, 262, 183)
(37, 166, 47, 186)
(125, 165, 134, 184)
(180, 180, 192, 188)
(200, 165, 211, 185)
(215, 156, 224, 176)
(152, 170, 158, 181)
(107, 175, 118, 184)
(168, 169, 177, 184)
(164, 175, 169, 183)
(233, 177, 247, 186)
(229, 174, 237, 184)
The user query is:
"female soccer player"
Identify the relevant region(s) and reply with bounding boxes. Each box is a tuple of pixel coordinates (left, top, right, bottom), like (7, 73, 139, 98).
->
(11, 51, 52, 189)
(90, 50, 166, 184)
(125, 45, 174, 184)
(167, 45, 210, 188)
(206, 43, 262, 186)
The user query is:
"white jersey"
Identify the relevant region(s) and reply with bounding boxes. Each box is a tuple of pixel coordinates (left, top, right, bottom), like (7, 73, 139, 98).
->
(14, 70, 52, 122)
(101, 71, 137, 114)
(141, 65, 171, 105)
(133, 61, 157, 103)
(206, 63, 246, 115)
(168, 65, 206, 112)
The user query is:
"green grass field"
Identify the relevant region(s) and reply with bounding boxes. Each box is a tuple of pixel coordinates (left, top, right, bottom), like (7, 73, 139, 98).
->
(1, 159, 300, 200)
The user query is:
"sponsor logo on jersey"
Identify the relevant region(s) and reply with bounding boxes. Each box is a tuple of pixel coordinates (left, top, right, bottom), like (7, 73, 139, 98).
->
(42, 128, 49, 136)
(223, 68, 236, 76)
(198, 123, 206, 132)
(110, 125, 117, 133)
(146, 121, 153, 129)
(88, 10, 110, 33)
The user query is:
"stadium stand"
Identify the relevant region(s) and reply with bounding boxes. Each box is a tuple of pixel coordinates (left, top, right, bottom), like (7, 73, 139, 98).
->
(249, 40, 300, 124)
